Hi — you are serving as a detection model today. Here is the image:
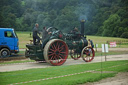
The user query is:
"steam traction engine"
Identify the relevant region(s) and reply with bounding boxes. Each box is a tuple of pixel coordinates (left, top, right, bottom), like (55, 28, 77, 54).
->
(25, 20, 95, 66)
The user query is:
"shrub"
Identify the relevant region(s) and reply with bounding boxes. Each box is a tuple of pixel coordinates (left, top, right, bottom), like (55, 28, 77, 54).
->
(121, 32, 128, 38)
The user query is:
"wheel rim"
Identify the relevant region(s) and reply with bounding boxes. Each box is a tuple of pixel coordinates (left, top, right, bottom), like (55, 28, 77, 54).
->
(2, 51, 8, 56)
(44, 39, 68, 66)
(81, 47, 95, 62)
(0, 49, 10, 58)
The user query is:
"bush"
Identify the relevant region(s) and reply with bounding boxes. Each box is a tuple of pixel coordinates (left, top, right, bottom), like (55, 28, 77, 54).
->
(121, 32, 128, 38)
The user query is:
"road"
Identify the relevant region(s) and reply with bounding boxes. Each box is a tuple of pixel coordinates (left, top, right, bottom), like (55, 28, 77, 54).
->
(0, 54, 128, 72)
(83, 72, 128, 85)
(20, 48, 128, 51)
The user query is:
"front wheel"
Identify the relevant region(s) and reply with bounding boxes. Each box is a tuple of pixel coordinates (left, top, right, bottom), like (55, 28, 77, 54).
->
(0, 48, 10, 58)
(44, 39, 68, 66)
(81, 47, 95, 62)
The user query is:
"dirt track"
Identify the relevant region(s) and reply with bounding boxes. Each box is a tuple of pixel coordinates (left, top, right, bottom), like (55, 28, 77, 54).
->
(20, 48, 128, 52)
(0, 54, 128, 72)
(83, 72, 128, 85)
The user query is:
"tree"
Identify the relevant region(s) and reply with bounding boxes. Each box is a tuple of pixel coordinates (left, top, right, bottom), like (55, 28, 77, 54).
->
(3, 13, 17, 28)
(0, 0, 127, 38)
(102, 14, 121, 37)
(121, 32, 128, 38)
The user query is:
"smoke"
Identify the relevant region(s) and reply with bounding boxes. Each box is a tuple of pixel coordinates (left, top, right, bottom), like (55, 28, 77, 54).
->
(74, 3, 95, 21)
(78, 13, 88, 21)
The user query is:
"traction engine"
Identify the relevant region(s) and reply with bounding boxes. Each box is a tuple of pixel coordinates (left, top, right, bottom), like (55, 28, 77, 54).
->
(25, 20, 95, 66)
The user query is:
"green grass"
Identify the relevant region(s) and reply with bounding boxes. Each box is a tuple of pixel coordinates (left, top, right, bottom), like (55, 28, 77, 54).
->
(0, 60, 128, 85)
(16, 31, 32, 48)
(87, 35, 128, 48)
(0, 60, 35, 65)
(16, 31, 128, 48)
(18, 51, 25, 54)
(87, 35, 127, 44)
(95, 51, 128, 56)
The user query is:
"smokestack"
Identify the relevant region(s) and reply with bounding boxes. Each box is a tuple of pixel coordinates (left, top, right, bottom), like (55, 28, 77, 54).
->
(80, 19, 85, 37)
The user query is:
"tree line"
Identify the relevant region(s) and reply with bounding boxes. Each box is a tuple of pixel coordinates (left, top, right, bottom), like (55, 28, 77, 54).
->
(0, 0, 128, 38)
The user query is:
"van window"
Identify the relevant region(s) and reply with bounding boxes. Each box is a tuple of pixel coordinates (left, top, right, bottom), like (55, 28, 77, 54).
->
(4, 31, 14, 38)
(13, 31, 18, 38)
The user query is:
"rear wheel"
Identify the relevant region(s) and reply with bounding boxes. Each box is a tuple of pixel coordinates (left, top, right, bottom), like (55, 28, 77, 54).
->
(81, 47, 95, 62)
(70, 50, 81, 60)
(44, 39, 68, 66)
(0, 48, 10, 58)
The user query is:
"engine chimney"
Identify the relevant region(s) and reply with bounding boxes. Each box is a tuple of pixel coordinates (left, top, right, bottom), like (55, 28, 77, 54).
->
(80, 19, 85, 37)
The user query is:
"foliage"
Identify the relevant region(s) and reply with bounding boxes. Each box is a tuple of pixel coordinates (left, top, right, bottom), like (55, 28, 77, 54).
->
(121, 32, 128, 38)
(0, 0, 128, 38)
(102, 14, 121, 37)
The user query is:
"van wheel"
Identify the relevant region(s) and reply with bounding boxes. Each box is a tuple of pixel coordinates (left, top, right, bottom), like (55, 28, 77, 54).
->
(0, 48, 10, 58)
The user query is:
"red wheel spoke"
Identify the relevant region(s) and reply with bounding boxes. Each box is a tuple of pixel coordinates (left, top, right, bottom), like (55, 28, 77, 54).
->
(59, 45, 64, 50)
(48, 52, 54, 53)
(49, 48, 55, 52)
(86, 52, 88, 55)
(48, 53, 54, 57)
(51, 44, 55, 50)
(60, 52, 66, 54)
(50, 56, 54, 60)
(53, 44, 57, 50)
(55, 55, 58, 63)
(59, 47, 64, 52)
(59, 54, 65, 59)
(56, 42, 59, 49)
(50, 55, 57, 63)
(54, 55, 58, 60)
(58, 55, 63, 60)
(55, 42, 59, 50)
(57, 43, 60, 50)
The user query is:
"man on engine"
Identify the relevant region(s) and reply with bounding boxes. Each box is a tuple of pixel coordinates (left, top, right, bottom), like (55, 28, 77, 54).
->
(33, 23, 41, 45)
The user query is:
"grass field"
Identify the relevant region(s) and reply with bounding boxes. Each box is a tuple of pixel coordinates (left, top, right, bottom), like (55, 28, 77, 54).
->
(16, 31, 32, 48)
(16, 31, 128, 48)
(0, 60, 128, 85)
(87, 35, 128, 48)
